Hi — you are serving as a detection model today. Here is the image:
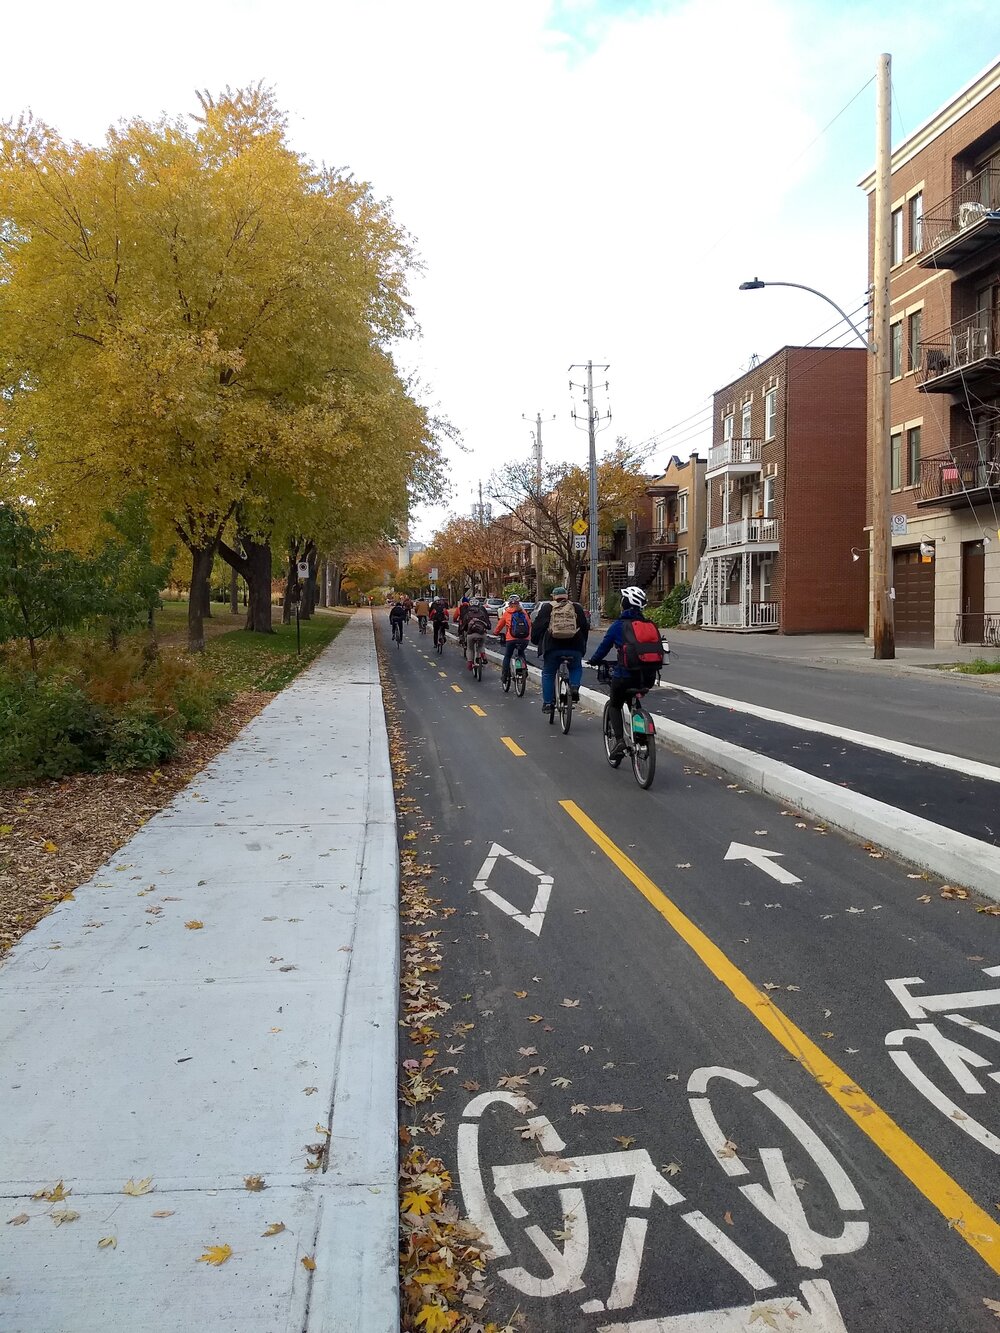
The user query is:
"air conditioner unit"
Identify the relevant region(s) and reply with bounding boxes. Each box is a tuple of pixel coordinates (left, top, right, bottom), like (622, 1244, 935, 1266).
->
(959, 200, 988, 229)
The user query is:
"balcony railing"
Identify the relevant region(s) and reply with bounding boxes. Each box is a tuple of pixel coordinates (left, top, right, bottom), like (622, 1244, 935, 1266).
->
(918, 440, 1000, 507)
(703, 600, 779, 630)
(707, 517, 779, 550)
(955, 612, 1000, 647)
(707, 438, 763, 472)
(919, 167, 1000, 266)
(634, 527, 679, 550)
(918, 312, 1000, 393)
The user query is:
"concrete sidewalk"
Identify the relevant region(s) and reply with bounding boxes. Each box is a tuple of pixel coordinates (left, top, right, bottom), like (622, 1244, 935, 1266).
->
(0, 611, 399, 1333)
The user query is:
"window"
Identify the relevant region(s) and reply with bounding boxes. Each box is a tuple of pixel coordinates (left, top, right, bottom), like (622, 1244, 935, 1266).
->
(677, 550, 688, 584)
(741, 400, 752, 439)
(654, 498, 665, 534)
(906, 425, 921, 487)
(678, 491, 689, 533)
(764, 387, 777, 441)
(891, 206, 904, 265)
(760, 558, 774, 603)
(723, 413, 734, 442)
(891, 430, 902, 490)
(763, 475, 776, 518)
(890, 321, 903, 379)
(908, 191, 923, 253)
(907, 309, 922, 373)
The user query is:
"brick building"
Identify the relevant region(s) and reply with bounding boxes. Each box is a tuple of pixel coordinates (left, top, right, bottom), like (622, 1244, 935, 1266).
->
(685, 346, 868, 632)
(860, 59, 1000, 647)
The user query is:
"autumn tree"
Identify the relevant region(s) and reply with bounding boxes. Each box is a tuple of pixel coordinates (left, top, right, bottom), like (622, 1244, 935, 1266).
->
(0, 87, 434, 650)
(489, 441, 649, 599)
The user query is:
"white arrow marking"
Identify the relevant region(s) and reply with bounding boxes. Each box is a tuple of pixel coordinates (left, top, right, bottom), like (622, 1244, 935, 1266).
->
(886, 966, 1000, 1018)
(596, 1279, 848, 1332)
(472, 841, 553, 936)
(725, 841, 801, 885)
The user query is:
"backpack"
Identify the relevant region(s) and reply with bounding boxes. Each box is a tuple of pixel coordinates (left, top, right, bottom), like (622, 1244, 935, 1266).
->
(509, 609, 529, 639)
(467, 608, 489, 635)
(620, 617, 664, 670)
(549, 599, 579, 640)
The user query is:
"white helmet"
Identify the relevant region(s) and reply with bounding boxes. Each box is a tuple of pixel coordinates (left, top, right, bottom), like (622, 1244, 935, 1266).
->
(620, 585, 647, 608)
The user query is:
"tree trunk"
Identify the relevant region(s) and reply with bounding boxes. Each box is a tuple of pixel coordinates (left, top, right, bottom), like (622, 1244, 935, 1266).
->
(229, 566, 239, 615)
(188, 544, 216, 652)
(199, 568, 212, 619)
(244, 539, 273, 633)
(282, 541, 297, 625)
(319, 560, 329, 608)
(329, 563, 342, 606)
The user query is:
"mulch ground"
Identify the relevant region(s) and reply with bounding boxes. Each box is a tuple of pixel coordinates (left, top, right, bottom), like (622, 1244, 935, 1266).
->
(0, 691, 273, 956)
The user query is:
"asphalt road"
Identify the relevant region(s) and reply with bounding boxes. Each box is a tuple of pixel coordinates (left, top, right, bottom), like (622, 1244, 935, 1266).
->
(383, 616, 1000, 1333)
(662, 636, 1000, 767)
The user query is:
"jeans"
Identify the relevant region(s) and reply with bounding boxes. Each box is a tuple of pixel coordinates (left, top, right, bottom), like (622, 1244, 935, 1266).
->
(501, 638, 530, 677)
(466, 632, 486, 662)
(541, 649, 583, 706)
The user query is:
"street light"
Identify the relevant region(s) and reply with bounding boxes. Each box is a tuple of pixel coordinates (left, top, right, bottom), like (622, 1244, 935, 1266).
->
(738, 275, 892, 659)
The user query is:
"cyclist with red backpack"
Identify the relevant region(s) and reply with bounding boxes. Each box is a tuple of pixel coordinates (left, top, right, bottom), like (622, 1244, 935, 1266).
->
(495, 596, 533, 686)
(587, 586, 664, 760)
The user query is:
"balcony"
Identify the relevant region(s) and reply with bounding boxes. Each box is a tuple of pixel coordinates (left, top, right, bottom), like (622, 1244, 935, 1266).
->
(706, 438, 763, 478)
(918, 312, 1000, 395)
(703, 600, 779, 631)
(707, 517, 779, 551)
(919, 167, 1000, 270)
(917, 440, 1000, 509)
(634, 526, 679, 552)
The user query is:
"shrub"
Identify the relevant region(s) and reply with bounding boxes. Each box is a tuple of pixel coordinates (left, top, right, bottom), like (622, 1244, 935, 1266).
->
(104, 705, 180, 770)
(648, 581, 690, 629)
(0, 675, 111, 784)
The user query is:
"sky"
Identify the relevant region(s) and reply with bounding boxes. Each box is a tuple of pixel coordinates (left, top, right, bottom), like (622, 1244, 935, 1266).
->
(4, 0, 999, 541)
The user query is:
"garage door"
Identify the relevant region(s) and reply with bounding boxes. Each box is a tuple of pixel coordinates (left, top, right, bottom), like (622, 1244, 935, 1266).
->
(893, 548, 935, 646)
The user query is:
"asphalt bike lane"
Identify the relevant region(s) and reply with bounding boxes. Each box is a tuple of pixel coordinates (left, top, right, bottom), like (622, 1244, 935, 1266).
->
(383, 618, 1000, 1332)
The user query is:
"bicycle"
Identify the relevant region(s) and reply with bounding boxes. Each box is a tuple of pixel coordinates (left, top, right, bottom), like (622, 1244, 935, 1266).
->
(501, 646, 528, 697)
(549, 658, 573, 733)
(434, 623, 446, 655)
(391, 620, 403, 649)
(418, 615, 428, 635)
(596, 664, 656, 788)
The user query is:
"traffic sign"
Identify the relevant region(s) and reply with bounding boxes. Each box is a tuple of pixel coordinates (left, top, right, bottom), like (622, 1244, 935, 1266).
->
(573, 534, 587, 552)
(572, 518, 589, 536)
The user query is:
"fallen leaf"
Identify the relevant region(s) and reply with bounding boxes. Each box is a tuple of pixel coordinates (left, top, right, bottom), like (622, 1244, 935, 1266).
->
(571, 1104, 590, 1115)
(498, 1074, 530, 1090)
(723, 1210, 734, 1226)
(244, 1175, 266, 1192)
(518, 1046, 537, 1057)
(593, 1103, 624, 1113)
(184, 920, 204, 930)
(983, 1297, 1000, 1317)
(51, 1208, 80, 1226)
(578, 1045, 593, 1053)
(749, 1306, 782, 1329)
(301, 1255, 317, 1271)
(978, 905, 1000, 916)
(662, 1161, 681, 1176)
(98, 1235, 117, 1249)
(528, 1065, 546, 1076)
(7, 1213, 29, 1225)
(551, 1076, 572, 1088)
(401, 1191, 434, 1216)
(717, 1139, 739, 1159)
(573, 908, 588, 914)
(34, 1181, 70, 1202)
(42, 840, 58, 853)
(763, 982, 781, 991)
(917, 894, 933, 903)
(123, 1177, 153, 1197)
(460, 1080, 480, 1092)
(303, 1087, 318, 1095)
(198, 1243, 232, 1266)
(560, 998, 580, 1008)
(527, 1014, 544, 1023)
(538, 1155, 571, 1174)
(614, 1135, 636, 1149)
(262, 1222, 286, 1237)
(940, 885, 969, 900)
(152, 1210, 174, 1218)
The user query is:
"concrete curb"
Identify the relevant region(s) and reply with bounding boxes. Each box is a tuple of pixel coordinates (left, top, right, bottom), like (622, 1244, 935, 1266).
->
(472, 637, 1000, 904)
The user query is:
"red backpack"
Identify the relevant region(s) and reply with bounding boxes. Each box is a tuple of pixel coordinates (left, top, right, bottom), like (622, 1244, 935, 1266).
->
(620, 617, 664, 670)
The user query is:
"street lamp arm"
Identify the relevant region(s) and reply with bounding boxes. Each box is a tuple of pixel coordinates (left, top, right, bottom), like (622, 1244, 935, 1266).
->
(739, 278, 873, 353)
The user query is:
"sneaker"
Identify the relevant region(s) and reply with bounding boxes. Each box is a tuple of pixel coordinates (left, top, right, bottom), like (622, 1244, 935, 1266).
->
(571, 689, 580, 702)
(466, 660, 473, 670)
(542, 702, 554, 715)
(609, 740, 626, 761)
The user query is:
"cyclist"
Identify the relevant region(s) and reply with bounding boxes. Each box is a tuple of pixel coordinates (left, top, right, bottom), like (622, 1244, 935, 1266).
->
(402, 594, 413, 622)
(388, 598, 407, 645)
(429, 597, 449, 649)
(587, 586, 662, 760)
(530, 586, 588, 718)
(452, 596, 472, 651)
(464, 599, 491, 671)
(495, 596, 532, 686)
(414, 595, 430, 634)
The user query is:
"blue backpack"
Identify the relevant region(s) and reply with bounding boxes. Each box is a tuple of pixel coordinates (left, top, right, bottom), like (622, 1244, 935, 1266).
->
(509, 609, 529, 639)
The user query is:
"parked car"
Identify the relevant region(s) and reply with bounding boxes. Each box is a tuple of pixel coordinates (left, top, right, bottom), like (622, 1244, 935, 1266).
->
(484, 598, 505, 618)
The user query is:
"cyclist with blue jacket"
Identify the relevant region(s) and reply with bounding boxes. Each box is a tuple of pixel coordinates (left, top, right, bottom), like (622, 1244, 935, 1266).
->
(588, 586, 660, 760)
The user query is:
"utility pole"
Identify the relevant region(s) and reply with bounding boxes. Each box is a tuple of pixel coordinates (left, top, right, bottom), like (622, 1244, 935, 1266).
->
(871, 53, 895, 659)
(569, 361, 611, 622)
(522, 411, 554, 597)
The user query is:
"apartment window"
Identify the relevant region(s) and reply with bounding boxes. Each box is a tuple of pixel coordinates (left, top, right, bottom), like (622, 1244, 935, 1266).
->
(908, 191, 923, 254)
(763, 475, 776, 519)
(891, 206, 904, 265)
(677, 491, 689, 533)
(906, 425, 921, 487)
(741, 400, 752, 439)
(907, 309, 922, 373)
(677, 550, 688, 584)
(764, 387, 777, 441)
(891, 430, 902, 490)
(760, 558, 774, 603)
(723, 413, 734, 442)
(654, 498, 665, 534)
(890, 321, 903, 380)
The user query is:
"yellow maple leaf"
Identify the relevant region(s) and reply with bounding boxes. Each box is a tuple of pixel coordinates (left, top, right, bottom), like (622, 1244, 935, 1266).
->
(243, 1175, 266, 1192)
(414, 1305, 460, 1332)
(34, 1181, 70, 1202)
(184, 920, 204, 930)
(198, 1244, 233, 1266)
(261, 1222, 285, 1237)
(123, 1177, 153, 1196)
(42, 840, 58, 854)
(98, 1235, 117, 1249)
(301, 1254, 317, 1271)
(401, 1190, 434, 1216)
(415, 1260, 456, 1287)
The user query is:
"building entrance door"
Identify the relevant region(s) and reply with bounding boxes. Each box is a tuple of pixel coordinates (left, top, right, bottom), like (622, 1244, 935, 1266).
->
(961, 539, 986, 643)
(892, 548, 935, 646)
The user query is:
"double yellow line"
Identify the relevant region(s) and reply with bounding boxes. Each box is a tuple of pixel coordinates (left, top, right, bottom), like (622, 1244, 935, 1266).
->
(561, 799, 1000, 1275)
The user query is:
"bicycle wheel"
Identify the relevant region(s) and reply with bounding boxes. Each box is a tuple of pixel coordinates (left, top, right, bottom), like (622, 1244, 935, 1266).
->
(473, 660, 482, 681)
(630, 715, 656, 788)
(560, 682, 573, 734)
(514, 664, 526, 697)
(501, 666, 511, 693)
(603, 704, 623, 767)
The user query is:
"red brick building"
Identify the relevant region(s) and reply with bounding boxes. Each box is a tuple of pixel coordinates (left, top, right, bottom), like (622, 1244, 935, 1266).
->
(860, 59, 1000, 647)
(685, 346, 868, 632)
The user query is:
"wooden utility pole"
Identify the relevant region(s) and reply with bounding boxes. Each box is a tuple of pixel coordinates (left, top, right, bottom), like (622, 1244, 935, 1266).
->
(871, 52, 895, 659)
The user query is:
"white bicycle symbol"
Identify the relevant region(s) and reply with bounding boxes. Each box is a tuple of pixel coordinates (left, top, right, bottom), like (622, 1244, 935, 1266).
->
(886, 964, 1000, 1154)
(457, 1065, 865, 1327)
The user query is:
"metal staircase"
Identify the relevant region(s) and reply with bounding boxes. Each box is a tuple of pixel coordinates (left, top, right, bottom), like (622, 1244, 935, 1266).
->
(682, 558, 711, 624)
